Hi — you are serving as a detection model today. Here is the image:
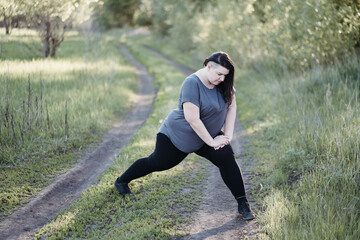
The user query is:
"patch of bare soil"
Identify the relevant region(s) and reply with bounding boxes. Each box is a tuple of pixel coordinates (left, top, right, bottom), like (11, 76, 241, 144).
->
(0, 43, 155, 240)
(181, 121, 260, 240)
(145, 47, 260, 239)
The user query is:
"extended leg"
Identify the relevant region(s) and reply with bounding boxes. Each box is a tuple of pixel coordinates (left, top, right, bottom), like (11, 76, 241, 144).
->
(115, 133, 188, 195)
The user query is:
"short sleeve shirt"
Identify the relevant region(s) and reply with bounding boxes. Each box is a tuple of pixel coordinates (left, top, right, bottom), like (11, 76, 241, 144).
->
(158, 74, 228, 153)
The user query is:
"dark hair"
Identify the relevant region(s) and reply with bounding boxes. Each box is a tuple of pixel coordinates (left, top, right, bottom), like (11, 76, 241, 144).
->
(203, 52, 235, 105)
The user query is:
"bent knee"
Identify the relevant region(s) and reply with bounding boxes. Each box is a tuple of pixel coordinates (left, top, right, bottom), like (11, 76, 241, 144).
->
(215, 145, 234, 158)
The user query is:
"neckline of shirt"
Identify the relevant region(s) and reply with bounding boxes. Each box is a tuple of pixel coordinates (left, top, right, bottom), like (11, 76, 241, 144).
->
(192, 73, 216, 90)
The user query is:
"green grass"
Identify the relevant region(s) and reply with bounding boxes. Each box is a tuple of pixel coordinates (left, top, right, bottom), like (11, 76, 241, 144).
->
(0, 28, 137, 220)
(0, 28, 43, 60)
(33, 31, 206, 239)
(236, 58, 360, 239)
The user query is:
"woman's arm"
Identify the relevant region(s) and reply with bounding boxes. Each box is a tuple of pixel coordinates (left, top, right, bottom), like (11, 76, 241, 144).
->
(183, 102, 229, 149)
(223, 94, 237, 141)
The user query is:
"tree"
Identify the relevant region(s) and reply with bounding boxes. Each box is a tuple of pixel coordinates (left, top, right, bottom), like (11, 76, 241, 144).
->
(108, 0, 138, 27)
(91, 0, 138, 29)
(25, 0, 79, 58)
(0, 0, 25, 34)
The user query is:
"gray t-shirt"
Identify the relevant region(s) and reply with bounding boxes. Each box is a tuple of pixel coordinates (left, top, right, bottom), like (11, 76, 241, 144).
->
(159, 74, 228, 153)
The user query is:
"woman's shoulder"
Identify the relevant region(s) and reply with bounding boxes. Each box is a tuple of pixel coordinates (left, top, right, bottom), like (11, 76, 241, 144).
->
(183, 74, 200, 86)
(185, 73, 198, 81)
(181, 74, 200, 93)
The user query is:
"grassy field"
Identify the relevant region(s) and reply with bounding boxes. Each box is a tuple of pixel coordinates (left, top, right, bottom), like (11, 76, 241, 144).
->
(34, 31, 206, 239)
(0, 28, 137, 220)
(2, 27, 359, 239)
(253, 58, 360, 239)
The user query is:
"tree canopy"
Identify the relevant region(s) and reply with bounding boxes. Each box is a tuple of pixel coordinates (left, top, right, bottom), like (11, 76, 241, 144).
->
(143, 0, 360, 70)
(0, 0, 25, 34)
(91, 0, 138, 29)
(1, 0, 359, 65)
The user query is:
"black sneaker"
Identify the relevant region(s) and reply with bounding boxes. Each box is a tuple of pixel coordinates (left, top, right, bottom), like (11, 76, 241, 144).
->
(237, 197, 255, 220)
(114, 178, 133, 196)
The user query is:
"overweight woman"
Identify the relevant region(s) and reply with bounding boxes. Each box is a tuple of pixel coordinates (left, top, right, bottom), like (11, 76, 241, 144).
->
(115, 52, 255, 220)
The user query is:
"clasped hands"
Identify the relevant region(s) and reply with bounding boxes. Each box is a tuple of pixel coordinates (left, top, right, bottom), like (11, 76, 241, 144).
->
(212, 135, 230, 150)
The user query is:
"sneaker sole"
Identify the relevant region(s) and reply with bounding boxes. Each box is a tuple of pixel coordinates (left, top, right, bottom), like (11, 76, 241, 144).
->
(238, 213, 256, 221)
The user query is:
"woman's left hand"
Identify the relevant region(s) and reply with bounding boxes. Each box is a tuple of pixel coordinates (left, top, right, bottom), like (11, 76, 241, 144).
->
(213, 135, 230, 150)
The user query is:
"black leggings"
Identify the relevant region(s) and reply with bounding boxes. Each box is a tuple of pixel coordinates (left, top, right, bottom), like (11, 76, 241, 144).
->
(119, 133, 246, 199)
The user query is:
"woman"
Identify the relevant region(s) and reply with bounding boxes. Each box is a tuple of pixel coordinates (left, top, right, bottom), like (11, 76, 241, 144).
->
(115, 52, 255, 220)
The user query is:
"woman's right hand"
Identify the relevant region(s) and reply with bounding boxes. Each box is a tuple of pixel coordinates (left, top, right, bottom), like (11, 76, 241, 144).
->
(212, 135, 230, 150)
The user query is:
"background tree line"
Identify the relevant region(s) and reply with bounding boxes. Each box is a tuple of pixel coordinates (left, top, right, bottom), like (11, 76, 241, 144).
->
(0, 0, 79, 58)
(92, 0, 360, 71)
(132, 0, 360, 71)
(1, 0, 359, 70)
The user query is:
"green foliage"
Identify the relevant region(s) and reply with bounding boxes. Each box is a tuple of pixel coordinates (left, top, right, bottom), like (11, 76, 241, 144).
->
(0, 28, 137, 219)
(145, 0, 360, 71)
(148, 1, 174, 35)
(196, 0, 265, 68)
(0, 0, 26, 34)
(264, 0, 360, 69)
(91, 0, 138, 29)
(24, 0, 79, 19)
(133, 0, 152, 26)
(24, 0, 81, 58)
(239, 56, 360, 239)
(149, 0, 211, 52)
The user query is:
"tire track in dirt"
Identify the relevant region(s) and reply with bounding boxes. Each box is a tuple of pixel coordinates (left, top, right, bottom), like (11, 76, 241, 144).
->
(0, 43, 155, 240)
(144, 46, 259, 239)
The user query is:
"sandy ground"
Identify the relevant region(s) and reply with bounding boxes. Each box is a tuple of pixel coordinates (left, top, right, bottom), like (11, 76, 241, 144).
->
(180, 121, 260, 240)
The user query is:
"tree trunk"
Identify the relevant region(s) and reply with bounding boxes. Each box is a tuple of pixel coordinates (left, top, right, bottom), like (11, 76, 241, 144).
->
(44, 38, 50, 58)
(43, 21, 51, 58)
(4, 15, 11, 35)
(50, 38, 57, 57)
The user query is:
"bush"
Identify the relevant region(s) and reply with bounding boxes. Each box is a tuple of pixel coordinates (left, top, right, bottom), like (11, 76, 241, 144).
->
(133, 0, 153, 26)
(264, 0, 360, 69)
(147, 0, 360, 71)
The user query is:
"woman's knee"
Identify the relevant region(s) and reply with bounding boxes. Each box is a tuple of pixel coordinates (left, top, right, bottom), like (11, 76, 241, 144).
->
(212, 145, 235, 160)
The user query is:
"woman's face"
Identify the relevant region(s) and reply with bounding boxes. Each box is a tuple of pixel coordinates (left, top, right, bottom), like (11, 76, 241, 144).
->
(207, 63, 229, 86)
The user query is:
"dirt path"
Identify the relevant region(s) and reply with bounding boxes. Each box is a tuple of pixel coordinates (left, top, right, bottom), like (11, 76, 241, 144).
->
(182, 122, 259, 240)
(144, 47, 259, 239)
(0, 43, 155, 240)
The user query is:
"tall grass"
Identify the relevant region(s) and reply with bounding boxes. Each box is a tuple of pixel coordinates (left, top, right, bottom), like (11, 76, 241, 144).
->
(237, 56, 360, 239)
(0, 28, 137, 219)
